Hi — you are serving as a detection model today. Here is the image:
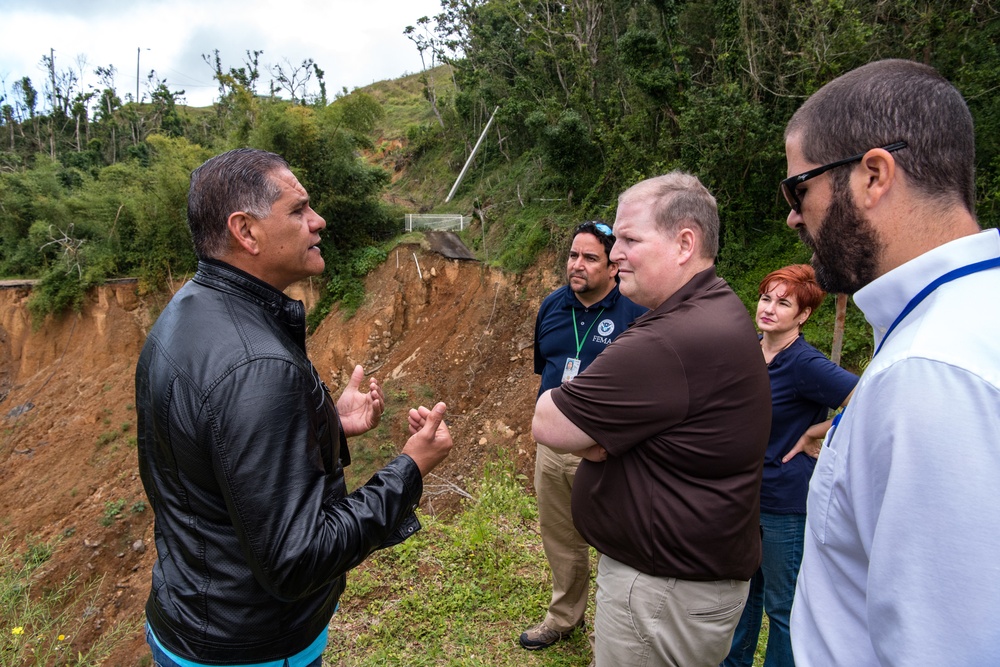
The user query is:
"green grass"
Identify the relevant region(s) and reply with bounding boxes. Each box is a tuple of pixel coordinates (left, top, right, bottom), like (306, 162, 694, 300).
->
(99, 499, 127, 526)
(755, 616, 770, 665)
(326, 458, 593, 666)
(326, 459, 772, 666)
(366, 66, 455, 141)
(0, 535, 139, 665)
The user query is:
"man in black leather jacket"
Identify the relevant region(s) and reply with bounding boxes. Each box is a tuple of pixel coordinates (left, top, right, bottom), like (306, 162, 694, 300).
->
(136, 148, 453, 666)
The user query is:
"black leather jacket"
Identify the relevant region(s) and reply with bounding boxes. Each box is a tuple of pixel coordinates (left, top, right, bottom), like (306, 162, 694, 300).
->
(136, 260, 422, 663)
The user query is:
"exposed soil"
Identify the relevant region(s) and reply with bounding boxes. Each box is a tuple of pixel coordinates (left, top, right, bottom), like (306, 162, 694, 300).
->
(0, 240, 564, 665)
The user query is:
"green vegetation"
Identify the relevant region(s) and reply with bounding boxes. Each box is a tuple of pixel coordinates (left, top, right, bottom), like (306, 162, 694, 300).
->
(5, 5, 998, 360)
(307, 245, 389, 329)
(95, 430, 119, 448)
(1, 57, 396, 325)
(0, 535, 138, 665)
(99, 499, 127, 526)
(397, 0, 1000, 370)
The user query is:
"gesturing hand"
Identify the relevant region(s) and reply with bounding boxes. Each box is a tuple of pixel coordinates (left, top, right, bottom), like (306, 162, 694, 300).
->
(403, 402, 453, 477)
(336, 365, 384, 437)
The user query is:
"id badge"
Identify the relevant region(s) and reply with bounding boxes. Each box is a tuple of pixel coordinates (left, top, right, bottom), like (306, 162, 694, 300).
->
(562, 357, 582, 382)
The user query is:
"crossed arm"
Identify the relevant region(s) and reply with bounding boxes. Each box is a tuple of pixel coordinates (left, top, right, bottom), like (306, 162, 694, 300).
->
(532, 389, 608, 462)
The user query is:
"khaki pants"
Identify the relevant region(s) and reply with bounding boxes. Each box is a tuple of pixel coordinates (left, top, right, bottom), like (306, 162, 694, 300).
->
(534, 442, 591, 631)
(594, 556, 748, 667)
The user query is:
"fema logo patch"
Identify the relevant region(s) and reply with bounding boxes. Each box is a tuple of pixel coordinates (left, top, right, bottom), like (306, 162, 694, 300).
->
(597, 319, 615, 337)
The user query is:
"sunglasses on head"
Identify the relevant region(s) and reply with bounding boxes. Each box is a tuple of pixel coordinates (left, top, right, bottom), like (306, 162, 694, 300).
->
(780, 141, 907, 214)
(575, 221, 614, 237)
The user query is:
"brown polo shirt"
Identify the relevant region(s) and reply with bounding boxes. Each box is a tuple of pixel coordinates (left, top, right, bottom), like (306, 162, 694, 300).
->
(551, 267, 771, 580)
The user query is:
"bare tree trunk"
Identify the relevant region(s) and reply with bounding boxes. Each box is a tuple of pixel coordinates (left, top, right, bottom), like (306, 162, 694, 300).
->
(426, 70, 445, 129)
(831, 293, 848, 366)
(474, 204, 488, 263)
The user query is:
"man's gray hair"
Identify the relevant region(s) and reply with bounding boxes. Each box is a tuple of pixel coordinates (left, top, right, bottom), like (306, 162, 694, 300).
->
(187, 148, 289, 260)
(786, 59, 975, 213)
(620, 171, 720, 259)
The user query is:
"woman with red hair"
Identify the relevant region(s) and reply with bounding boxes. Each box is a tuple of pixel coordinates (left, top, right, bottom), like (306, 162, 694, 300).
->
(723, 264, 858, 667)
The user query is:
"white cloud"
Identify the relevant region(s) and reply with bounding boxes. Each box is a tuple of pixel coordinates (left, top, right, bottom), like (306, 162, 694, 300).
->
(0, 0, 443, 108)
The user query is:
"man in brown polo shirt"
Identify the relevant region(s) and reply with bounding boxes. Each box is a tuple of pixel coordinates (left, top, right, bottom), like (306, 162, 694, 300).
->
(533, 171, 771, 667)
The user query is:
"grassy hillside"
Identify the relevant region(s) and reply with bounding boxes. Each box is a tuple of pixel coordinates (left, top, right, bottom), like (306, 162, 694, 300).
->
(357, 66, 869, 373)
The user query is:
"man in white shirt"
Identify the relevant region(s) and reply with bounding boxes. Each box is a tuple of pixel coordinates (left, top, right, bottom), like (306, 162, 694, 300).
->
(782, 59, 1000, 666)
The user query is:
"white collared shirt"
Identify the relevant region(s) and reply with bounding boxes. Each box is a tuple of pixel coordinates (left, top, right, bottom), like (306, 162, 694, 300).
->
(792, 229, 1000, 666)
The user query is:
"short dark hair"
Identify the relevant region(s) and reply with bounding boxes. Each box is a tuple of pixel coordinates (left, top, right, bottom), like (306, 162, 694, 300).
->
(786, 59, 975, 213)
(572, 220, 615, 261)
(758, 264, 825, 320)
(187, 148, 289, 260)
(619, 171, 720, 259)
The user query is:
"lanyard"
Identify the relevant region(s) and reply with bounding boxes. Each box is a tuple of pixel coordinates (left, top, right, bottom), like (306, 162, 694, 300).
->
(831, 236, 1000, 434)
(873, 249, 1000, 358)
(571, 307, 605, 357)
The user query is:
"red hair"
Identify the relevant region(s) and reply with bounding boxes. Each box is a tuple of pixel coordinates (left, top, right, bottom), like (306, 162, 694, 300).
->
(758, 264, 826, 319)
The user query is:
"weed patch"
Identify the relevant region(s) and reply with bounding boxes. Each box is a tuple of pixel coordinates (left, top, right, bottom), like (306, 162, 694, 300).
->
(99, 499, 127, 527)
(0, 536, 139, 665)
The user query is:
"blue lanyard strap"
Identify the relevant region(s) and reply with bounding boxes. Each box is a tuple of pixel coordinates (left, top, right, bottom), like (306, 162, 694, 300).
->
(873, 252, 1000, 358)
(829, 232, 999, 440)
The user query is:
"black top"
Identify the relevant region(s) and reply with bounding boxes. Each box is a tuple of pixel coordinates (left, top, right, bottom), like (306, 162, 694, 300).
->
(136, 260, 422, 663)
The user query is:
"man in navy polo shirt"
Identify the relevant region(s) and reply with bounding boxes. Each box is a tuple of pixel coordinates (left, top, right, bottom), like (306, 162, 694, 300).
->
(520, 221, 646, 655)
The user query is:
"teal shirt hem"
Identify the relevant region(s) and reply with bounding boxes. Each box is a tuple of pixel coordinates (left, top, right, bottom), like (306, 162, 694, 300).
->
(146, 624, 327, 667)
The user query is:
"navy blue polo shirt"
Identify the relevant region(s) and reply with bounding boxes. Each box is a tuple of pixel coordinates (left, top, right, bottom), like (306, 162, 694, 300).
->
(534, 284, 646, 396)
(762, 335, 858, 514)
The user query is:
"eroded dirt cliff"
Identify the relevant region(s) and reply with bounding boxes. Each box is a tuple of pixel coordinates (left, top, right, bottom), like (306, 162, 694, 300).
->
(0, 241, 562, 664)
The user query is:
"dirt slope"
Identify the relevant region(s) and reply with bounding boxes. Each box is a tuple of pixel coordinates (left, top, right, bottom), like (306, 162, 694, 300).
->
(0, 241, 563, 664)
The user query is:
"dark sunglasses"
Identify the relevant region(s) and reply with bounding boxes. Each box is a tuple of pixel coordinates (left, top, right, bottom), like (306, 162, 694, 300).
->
(575, 221, 614, 237)
(780, 141, 908, 214)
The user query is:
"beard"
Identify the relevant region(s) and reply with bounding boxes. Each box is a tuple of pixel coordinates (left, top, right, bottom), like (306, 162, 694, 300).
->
(568, 272, 592, 293)
(800, 183, 883, 294)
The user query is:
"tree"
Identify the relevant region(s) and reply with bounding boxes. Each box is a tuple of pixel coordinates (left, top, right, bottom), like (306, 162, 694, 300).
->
(93, 65, 122, 164)
(405, 17, 448, 128)
(202, 49, 267, 144)
(271, 58, 316, 104)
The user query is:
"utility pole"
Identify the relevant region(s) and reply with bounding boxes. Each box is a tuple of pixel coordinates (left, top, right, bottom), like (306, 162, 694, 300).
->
(445, 106, 499, 203)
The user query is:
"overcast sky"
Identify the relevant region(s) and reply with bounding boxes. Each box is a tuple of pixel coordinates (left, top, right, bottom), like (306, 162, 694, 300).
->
(0, 0, 444, 109)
